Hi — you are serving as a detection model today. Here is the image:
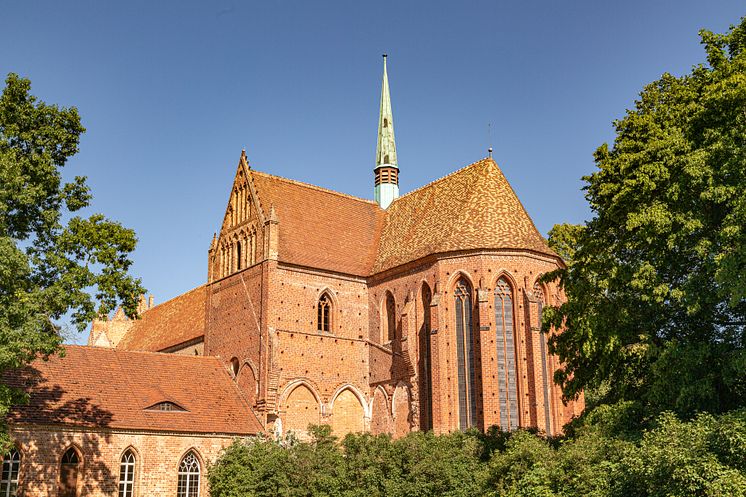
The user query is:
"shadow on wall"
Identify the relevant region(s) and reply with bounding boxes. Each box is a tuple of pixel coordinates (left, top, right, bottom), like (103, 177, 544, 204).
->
(6, 366, 117, 496)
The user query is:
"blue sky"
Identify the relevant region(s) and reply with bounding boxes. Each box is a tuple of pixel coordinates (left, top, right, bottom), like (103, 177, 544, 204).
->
(1, 1, 743, 343)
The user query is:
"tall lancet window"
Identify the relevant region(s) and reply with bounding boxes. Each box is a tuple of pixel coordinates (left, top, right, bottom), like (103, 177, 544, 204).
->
(495, 278, 519, 430)
(118, 449, 135, 497)
(236, 241, 242, 271)
(534, 282, 552, 435)
(454, 278, 477, 430)
(418, 283, 433, 431)
(317, 293, 331, 333)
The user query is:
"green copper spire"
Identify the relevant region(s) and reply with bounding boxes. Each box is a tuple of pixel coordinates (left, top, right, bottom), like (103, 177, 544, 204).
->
(375, 54, 398, 168)
(374, 54, 400, 209)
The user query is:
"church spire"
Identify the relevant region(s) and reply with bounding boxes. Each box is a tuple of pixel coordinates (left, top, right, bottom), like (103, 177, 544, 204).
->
(374, 54, 400, 209)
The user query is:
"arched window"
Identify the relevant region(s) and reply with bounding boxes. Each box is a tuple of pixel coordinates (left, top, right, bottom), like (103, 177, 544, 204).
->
(454, 278, 477, 430)
(59, 447, 80, 497)
(177, 451, 200, 497)
(534, 282, 552, 435)
(317, 293, 331, 332)
(230, 357, 240, 378)
(384, 154, 390, 164)
(495, 278, 519, 430)
(382, 292, 397, 342)
(418, 283, 433, 431)
(236, 241, 242, 270)
(383, 118, 389, 128)
(1, 449, 20, 497)
(118, 450, 135, 497)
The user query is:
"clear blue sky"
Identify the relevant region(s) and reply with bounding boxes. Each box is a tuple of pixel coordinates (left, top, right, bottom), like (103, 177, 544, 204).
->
(1, 1, 743, 343)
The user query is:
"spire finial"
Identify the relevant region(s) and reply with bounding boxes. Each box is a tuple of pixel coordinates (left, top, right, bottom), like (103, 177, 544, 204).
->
(374, 54, 400, 209)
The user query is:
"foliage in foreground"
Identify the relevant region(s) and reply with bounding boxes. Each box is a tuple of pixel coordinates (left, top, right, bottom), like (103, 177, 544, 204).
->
(543, 17, 746, 421)
(0, 73, 145, 450)
(209, 408, 746, 497)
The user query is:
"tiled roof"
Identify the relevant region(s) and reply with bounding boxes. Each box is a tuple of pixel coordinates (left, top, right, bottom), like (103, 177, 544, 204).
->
(251, 171, 386, 276)
(4, 345, 263, 435)
(117, 285, 206, 352)
(373, 158, 556, 273)
(248, 158, 555, 276)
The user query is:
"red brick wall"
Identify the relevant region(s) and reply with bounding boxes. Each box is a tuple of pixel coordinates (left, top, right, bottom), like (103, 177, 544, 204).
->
(367, 250, 581, 435)
(10, 425, 236, 496)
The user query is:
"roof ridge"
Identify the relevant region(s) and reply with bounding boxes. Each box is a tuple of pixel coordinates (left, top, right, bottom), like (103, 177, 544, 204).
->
(138, 284, 206, 316)
(390, 157, 493, 204)
(65, 344, 219, 361)
(252, 170, 381, 207)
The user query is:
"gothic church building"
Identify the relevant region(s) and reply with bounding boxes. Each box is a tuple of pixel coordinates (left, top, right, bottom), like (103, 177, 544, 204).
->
(5, 57, 583, 496)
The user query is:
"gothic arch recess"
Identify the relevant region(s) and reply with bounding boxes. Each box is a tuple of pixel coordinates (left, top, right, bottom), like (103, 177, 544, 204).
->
(279, 381, 322, 437)
(330, 385, 367, 436)
(418, 282, 433, 431)
(370, 386, 392, 435)
(381, 291, 397, 343)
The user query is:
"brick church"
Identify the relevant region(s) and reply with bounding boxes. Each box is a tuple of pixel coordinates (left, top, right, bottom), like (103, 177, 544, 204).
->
(4, 56, 583, 496)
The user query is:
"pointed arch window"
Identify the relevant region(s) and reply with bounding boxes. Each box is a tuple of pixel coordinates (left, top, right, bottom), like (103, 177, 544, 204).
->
(317, 293, 331, 332)
(59, 447, 80, 497)
(1, 449, 20, 497)
(249, 228, 257, 266)
(454, 278, 477, 430)
(495, 278, 519, 430)
(383, 118, 389, 128)
(534, 282, 552, 435)
(177, 451, 200, 497)
(382, 292, 397, 342)
(236, 241, 242, 270)
(118, 450, 135, 497)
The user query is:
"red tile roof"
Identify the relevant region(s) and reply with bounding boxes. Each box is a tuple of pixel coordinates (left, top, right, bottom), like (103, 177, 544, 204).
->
(250, 158, 556, 276)
(251, 171, 386, 276)
(117, 285, 206, 352)
(5, 346, 262, 435)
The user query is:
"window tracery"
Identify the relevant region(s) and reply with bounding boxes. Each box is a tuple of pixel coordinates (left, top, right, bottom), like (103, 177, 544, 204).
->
(177, 451, 200, 497)
(1, 449, 20, 497)
(454, 278, 477, 430)
(495, 277, 519, 430)
(118, 450, 135, 497)
(317, 293, 331, 332)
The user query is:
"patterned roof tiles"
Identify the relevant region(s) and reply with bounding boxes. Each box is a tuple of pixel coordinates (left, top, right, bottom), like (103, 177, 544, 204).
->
(373, 158, 556, 273)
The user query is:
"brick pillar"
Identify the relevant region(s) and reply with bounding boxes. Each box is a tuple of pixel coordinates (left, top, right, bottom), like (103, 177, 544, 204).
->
(476, 286, 494, 431)
(428, 291, 444, 433)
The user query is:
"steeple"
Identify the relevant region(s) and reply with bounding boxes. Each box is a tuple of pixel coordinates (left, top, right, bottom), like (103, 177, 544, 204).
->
(374, 54, 399, 209)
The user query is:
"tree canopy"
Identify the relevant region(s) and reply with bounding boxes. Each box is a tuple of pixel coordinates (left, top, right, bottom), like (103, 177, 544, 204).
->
(0, 73, 144, 449)
(544, 17, 746, 420)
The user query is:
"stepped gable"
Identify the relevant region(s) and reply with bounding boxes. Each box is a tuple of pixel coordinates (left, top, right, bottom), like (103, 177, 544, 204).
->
(117, 285, 206, 352)
(373, 158, 557, 273)
(4, 345, 263, 435)
(251, 170, 386, 276)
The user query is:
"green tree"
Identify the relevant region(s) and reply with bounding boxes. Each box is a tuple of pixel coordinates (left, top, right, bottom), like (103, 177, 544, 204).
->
(544, 18, 746, 420)
(0, 74, 144, 448)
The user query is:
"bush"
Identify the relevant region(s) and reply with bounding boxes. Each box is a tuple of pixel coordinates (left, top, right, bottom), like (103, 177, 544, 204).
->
(208, 411, 746, 497)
